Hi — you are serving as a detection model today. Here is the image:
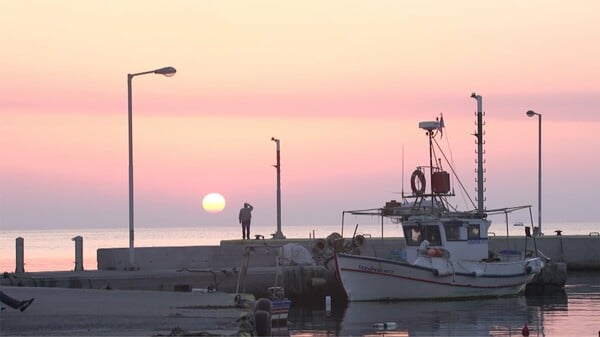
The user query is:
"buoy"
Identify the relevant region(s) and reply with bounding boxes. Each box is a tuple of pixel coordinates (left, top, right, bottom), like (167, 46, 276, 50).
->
(427, 248, 443, 257)
(521, 325, 529, 336)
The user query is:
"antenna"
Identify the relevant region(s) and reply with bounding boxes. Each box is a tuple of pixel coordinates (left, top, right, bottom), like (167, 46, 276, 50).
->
(471, 92, 485, 214)
(401, 144, 405, 196)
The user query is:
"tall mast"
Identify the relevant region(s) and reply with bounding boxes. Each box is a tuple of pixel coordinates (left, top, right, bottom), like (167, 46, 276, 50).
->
(418, 120, 443, 211)
(471, 92, 485, 214)
(428, 127, 435, 210)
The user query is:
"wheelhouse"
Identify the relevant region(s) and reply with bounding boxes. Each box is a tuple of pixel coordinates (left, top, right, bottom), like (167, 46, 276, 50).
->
(402, 217, 490, 262)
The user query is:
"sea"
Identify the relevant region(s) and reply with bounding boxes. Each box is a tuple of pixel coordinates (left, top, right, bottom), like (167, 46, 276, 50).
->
(1, 222, 599, 336)
(1, 222, 598, 273)
(285, 272, 600, 336)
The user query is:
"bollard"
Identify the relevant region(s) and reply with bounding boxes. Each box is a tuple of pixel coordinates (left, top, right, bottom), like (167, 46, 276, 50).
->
(15, 237, 25, 273)
(72, 236, 84, 271)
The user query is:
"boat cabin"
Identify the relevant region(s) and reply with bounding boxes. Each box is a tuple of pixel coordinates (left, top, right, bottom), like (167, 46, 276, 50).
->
(402, 216, 491, 262)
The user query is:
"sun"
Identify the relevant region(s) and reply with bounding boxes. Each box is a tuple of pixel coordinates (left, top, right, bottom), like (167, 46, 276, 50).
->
(202, 193, 226, 213)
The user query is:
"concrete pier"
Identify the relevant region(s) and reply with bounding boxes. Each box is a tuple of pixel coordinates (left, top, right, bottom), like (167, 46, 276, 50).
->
(2, 237, 400, 302)
(0, 286, 250, 336)
(96, 235, 599, 272)
(488, 235, 600, 270)
(2, 235, 597, 303)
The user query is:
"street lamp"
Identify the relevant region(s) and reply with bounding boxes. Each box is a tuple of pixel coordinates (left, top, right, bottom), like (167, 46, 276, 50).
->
(526, 110, 542, 236)
(271, 137, 285, 239)
(127, 66, 176, 270)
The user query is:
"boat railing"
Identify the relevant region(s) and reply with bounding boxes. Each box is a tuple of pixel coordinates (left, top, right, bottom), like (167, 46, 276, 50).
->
(485, 205, 535, 240)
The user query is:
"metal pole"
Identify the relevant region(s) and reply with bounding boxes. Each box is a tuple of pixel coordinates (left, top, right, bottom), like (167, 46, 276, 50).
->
(271, 137, 285, 239)
(15, 237, 24, 274)
(505, 211, 509, 239)
(127, 74, 135, 269)
(72, 236, 84, 271)
(126, 67, 176, 270)
(341, 211, 345, 237)
(381, 211, 384, 239)
(527, 110, 542, 236)
(276, 140, 281, 234)
(428, 130, 434, 211)
(537, 114, 542, 236)
(471, 93, 484, 213)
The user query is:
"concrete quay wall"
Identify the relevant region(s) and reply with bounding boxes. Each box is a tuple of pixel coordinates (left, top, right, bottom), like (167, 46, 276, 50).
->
(1, 266, 306, 300)
(488, 235, 600, 270)
(92, 237, 401, 300)
(96, 237, 403, 271)
(97, 235, 599, 272)
(2, 237, 401, 302)
(98, 241, 278, 271)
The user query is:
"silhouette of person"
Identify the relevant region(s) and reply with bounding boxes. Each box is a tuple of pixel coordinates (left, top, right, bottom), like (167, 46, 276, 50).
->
(239, 202, 254, 239)
(1, 291, 34, 312)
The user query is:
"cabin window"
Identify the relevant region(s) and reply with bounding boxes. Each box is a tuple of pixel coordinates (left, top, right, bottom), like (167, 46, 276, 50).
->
(403, 225, 441, 246)
(444, 221, 463, 241)
(403, 226, 422, 246)
(425, 226, 442, 246)
(468, 224, 480, 240)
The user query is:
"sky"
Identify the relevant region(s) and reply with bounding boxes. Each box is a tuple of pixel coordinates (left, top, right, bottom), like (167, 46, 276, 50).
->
(1, 1, 600, 235)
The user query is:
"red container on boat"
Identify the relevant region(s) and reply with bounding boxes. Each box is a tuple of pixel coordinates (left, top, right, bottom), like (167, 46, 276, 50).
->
(432, 171, 450, 194)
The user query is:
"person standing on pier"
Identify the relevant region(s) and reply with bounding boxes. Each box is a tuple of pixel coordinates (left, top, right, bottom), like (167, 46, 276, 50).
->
(239, 202, 254, 239)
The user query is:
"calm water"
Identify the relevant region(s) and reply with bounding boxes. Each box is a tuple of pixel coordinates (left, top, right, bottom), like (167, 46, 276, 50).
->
(287, 272, 600, 336)
(1, 222, 599, 272)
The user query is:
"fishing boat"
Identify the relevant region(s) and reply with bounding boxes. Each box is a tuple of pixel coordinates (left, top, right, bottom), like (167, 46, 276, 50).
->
(269, 286, 291, 321)
(236, 245, 292, 325)
(335, 93, 544, 301)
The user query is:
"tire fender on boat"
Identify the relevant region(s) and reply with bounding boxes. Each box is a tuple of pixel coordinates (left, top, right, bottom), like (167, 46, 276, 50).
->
(525, 259, 543, 274)
(311, 239, 327, 254)
(353, 234, 365, 247)
(254, 310, 271, 336)
(433, 268, 453, 277)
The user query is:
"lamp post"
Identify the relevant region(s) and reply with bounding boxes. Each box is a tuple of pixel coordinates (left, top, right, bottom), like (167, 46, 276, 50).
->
(526, 110, 542, 236)
(271, 137, 285, 239)
(127, 66, 176, 270)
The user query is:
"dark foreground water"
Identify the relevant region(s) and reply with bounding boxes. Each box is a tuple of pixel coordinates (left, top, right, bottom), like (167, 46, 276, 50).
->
(284, 271, 599, 337)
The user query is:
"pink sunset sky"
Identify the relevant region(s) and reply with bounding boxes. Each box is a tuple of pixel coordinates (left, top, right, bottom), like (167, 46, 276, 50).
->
(1, 1, 599, 233)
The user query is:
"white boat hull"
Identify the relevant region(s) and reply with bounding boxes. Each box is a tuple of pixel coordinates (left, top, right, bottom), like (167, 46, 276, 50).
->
(336, 253, 543, 301)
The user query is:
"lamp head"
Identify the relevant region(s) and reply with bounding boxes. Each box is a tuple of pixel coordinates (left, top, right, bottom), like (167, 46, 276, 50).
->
(154, 66, 177, 77)
(526, 110, 537, 117)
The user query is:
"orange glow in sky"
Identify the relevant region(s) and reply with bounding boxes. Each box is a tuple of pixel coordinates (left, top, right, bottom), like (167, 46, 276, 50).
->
(1, 1, 600, 231)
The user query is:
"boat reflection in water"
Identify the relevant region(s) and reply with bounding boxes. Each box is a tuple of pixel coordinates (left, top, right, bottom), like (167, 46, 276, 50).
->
(288, 290, 568, 336)
(341, 297, 533, 336)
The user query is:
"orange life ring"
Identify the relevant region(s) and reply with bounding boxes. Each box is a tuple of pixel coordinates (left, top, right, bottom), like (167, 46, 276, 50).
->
(410, 169, 426, 195)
